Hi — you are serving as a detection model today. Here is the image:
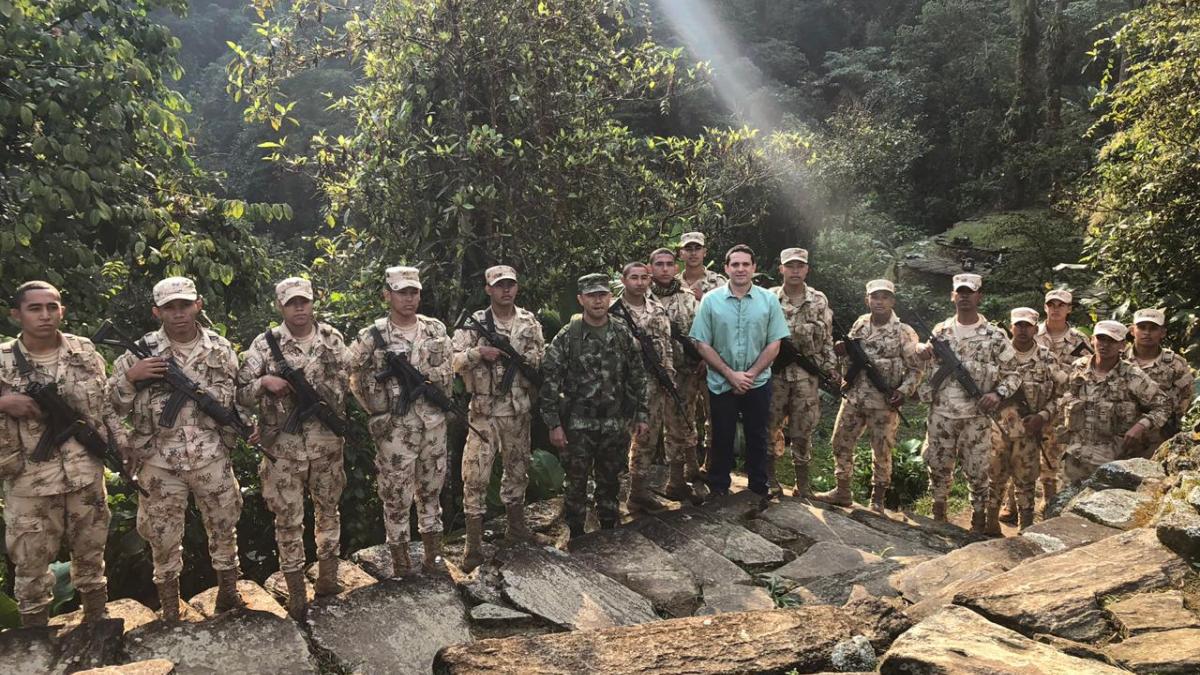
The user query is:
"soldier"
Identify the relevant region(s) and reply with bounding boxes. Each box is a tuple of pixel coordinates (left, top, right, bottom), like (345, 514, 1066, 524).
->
(1126, 309, 1195, 456)
(110, 277, 245, 620)
(649, 248, 708, 500)
(347, 266, 453, 577)
(915, 273, 1020, 532)
(0, 282, 122, 627)
(453, 265, 545, 572)
(767, 248, 840, 498)
(984, 308, 1065, 534)
(814, 279, 923, 512)
(237, 277, 350, 619)
(539, 273, 648, 539)
(677, 232, 728, 301)
(1057, 320, 1170, 485)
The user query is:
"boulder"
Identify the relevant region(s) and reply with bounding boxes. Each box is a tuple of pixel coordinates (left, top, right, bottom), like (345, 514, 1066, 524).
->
(308, 577, 471, 675)
(1019, 513, 1121, 553)
(840, 587, 914, 650)
(904, 562, 1007, 622)
(630, 516, 752, 587)
(75, 660, 176, 675)
(1152, 430, 1200, 475)
(759, 501, 936, 557)
(49, 598, 158, 633)
(694, 583, 775, 615)
(771, 541, 883, 584)
(456, 562, 507, 606)
(1106, 590, 1200, 636)
(188, 580, 287, 619)
(1155, 500, 1200, 561)
(568, 528, 701, 617)
(830, 635, 876, 673)
(654, 508, 787, 569)
(1068, 488, 1154, 529)
(0, 620, 124, 675)
(879, 606, 1127, 674)
(891, 536, 1043, 603)
(954, 528, 1191, 642)
(351, 541, 425, 580)
(1092, 458, 1166, 492)
(126, 609, 315, 674)
(1043, 480, 1088, 519)
(1105, 628, 1200, 674)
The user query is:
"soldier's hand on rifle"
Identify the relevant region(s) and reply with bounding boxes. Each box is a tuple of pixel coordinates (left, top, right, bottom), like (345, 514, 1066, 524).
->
(0, 393, 42, 419)
(834, 341, 847, 357)
(916, 343, 934, 361)
(549, 426, 568, 449)
(125, 356, 168, 383)
(248, 426, 262, 445)
(978, 392, 1002, 413)
(888, 390, 905, 408)
(261, 375, 293, 397)
(1121, 419, 1149, 453)
(477, 346, 503, 363)
(1022, 413, 1046, 437)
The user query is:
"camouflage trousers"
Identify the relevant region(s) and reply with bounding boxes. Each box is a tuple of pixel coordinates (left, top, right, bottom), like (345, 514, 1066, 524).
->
(769, 376, 820, 464)
(374, 422, 446, 544)
(138, 458, 242, 584)
(260, 446, 346, 573)
(988, 432, 1042, 511)
(922, 412, 992, 508)
(629, 382, 670, 477)
(687, 368, 711, 472)
(1060, 442, 1121, 487)
(562, 426, 630, 529)
(672, 369, 705, 472)
(830, 402, 898, 485)
(462, 413, 531, 518)
(4, 478, 109, 614)
(1039, 426, 1065, 483)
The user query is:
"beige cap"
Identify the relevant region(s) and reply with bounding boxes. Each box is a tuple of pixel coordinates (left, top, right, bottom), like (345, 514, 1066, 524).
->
(386, 266, 422, 291)
(952, 273, 983, 292)
(680, 232, 706, 247)
(1133, 308, 1166, 326)
(1010, 307, 1039, 326)
(153, 277, 198, 307)
(865, 279, 895, 295)
(1044, 289, 1073, 304)
(780, 247, 809, 265)
(275, 277, 313, 305)
(1094, 320, 1128, 341)
(485, 265, 518, 285)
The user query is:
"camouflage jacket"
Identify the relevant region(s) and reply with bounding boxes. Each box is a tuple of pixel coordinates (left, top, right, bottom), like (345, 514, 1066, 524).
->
(237, 321, 350, 460)
(840, 313, 924, 410)
(612, 295, 675, 381)
(677, 269, 727, 296)
(1035, 323, 1091, 366)
(539, 316, 648, 432)
(651, 280, 701, 372)
(0, 333, 120, 495)
(1057, 357, 1170, 447)
(995, 343, 1067, 439)
(452, 307, 544, 417)
(771, 284, 837, 382)
(1126, 347, 1195, 419)
(348, 315, 453, 436)
(110, 326, 239, 472)
(918, 315, 1021, 419)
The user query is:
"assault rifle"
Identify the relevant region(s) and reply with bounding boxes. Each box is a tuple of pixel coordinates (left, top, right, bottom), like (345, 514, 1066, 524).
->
(263, 329, 348, 437)
(455, 309, 543, 395)
(670, 322, 704, 363)
(608, 300, 686, 416)
(369, 327, 483, 437)
(906, 311, 1002, 429)
(1070, 339, 1094, 358)
(774, 337, 843, 401)
(833, 318, 909, 426)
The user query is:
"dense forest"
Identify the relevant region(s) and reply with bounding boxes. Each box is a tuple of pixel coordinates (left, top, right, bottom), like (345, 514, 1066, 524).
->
(2, 0, 1199, 616)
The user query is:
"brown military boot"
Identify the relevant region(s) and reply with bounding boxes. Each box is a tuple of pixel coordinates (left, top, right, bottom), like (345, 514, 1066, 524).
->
(81, 587, 108, 623)
(983, 504, 1003, 537)
(869, 483, 888, 513)
(421, 532, 446, 575)
(1018, 507, 1036, 531)
(792, 462, 811, 499)
(157, 577, 181, 622)
(20, 608, 49, 628)
(931, 499, 947, 522)
(998, 484, 1018, 524)
(626, 474, 667, 514)
(970, 506, 987, 534)
(813, 477, 853, 507)
(505, 503, 535, 543)
(664, 462, 703, 505)
(390, 543, 411, 578)
(214, 568, 245, 612)
(1040, 479, 1058, 517)
(284, 570, 308, 621)
(315, 557, 341, 597)
(765, 459, 784, 499)
(461, 516, 485, 573)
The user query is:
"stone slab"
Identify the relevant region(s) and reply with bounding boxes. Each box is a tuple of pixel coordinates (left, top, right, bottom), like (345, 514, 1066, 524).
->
(630, 516, 752, 587)
(469, 602, 533, 625)
(188, 580, 287, 619)
(127, 609, 315, 674)
(1069, 488, 1154, 529)
(760, 500, 937, 557)
(905, 562, 1007, 622)
(0, 620, 124, 675)
(1093, 458, 1166, 491)
(655, 507, 787, 568)
(1106, 628, 1200, 673)
(50, 598, 158, 634)
(771, 541, 883, 583)
(1106, 590, 1200, 636)
(1020, 513, 1121, 553)
(845, 506, 977, 553)
(891, 536, 1044, 603)
(76, 660, 176, 675)
(694, 583, 776, 615)
(786, 559, 903, 606)
(568, 527, 701, 617)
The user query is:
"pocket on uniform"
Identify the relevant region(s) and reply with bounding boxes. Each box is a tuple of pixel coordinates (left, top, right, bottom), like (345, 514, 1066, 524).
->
(0, 447, 24, 481)
(5, 514, 43, 536)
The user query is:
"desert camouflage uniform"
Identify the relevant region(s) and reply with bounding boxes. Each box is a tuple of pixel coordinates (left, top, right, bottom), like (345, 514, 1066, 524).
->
(539, 316, 647, 529)
(651, 281, 703, 474)
(0, 334, 120, 615)
(1057, 356, 1170, 484)
(348, 316, 452, 544)
(237, 322, 349, 573)
(829, 314, 923, 486)
(110, 327, 243, 584)
(768, 285, 837, 466)
(1126, 346, 1195, 453)
(1034, 324, 1090, 484)
(918, 316, 1020, 509)
(614, 296, 676, 476)
(677, 269, 725, 459)
(989, 344, 1065, 511)
(452, 307, 544, 517)
(677, 269, 727, 297)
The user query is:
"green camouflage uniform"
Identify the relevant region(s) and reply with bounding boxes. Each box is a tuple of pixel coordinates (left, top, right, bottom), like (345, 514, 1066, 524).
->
(768, 285, 837, 466)
(614, 296, 676, 477)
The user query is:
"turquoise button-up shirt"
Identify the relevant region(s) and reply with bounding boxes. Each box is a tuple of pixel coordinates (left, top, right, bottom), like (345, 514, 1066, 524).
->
(690, 283, 790, 394)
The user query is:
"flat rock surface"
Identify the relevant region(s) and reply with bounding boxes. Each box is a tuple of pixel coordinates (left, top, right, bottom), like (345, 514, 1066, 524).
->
(50, 598, 158, 633)
(955, 528, 1191, 642)
(126, 609, 314, 674)
(188, 580, 287, 619)
(694, 583, 776, 615)
(759, 501, 936, 557)
(905, 562, 1007, 622)
(630, 516, 752, 587)
(499, 545, 658, 631)
(1069, 488, 1153, 529)
(892, 536, 1044, 603)
(654, 508, 787, 568)
(771, 541, 882, 583)
(879, 605, 1126, 674)
(0, 620, 124, 675)
(76, 660, 176, 675)
(304, 559, 377, 595)
(1105, 627, 1200, 673)
(1106, 590, 1200, 635)
(308, 576, 470, 675)
(1020, 513, 1121, 553)
(470, 603, 533, 624)
(787, 558, 903, 606)
(844, 506, 976, 553)
(568, 527, 701, 617)
(1093, 458, 1165, 491)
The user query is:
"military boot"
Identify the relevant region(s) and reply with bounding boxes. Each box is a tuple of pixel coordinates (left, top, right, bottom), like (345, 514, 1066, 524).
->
(983, 504, 1003, 537)
(813, 477, 853, 507)
(869, 483, 888, 513)
(214, 568, 245, 612)
(664, 462, 703, 505)
(1040, 479, 1058, 517)
(421, 532, 446, 575)
(81, 587, 108, 623)
(315, 557, 341, 597)
(157, 577, 181, 622)
(792, 461, 811, 499)
(626, 473, 667, 514)
(390, 543, 411, 578)
(765, 459, 784, 499)
(684, 446, 702, 482)
(284, 570, 308, 621)
(505, 503, 535, 543)
(998, 484, 1018, 524)
(20, 608, 49, 628)
(931, 499, 947, 522)
(461, 516, 485, 573)
(1018, 507, 1036, 531)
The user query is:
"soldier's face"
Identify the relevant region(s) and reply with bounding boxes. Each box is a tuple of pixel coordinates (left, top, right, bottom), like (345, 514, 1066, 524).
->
(11, 289, 64, 340)
(952, 287, 981, 312)
(680, 244, 705, 267)
(1011, 321, 1037, 345)
(867, 291, 895, 317)
(153, 298, 202, 333)
(486, 280, 518, 309)
(1132, 322, 1164, 349)
(1044, 299, 1070, 322)
(1094, 334, 1123, 361)
(780, 261, 809, 285)
(386, 288, 420, 317)
(650, 254, 677, 285)
(281, 297, 313, 332)
(622, 266, 651, 298)
(578, 291, 611, 320)
(725, 252, 755, 286)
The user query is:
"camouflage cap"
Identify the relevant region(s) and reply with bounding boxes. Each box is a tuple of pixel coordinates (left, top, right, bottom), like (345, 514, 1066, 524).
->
(1094, 320, 1128, 341)
(275, 277, 313, 305)
(952, 273, 983, 292)
(780, 247, 809, 265)
(577, 273, 611, 295)
(1133, 308, 1166, 326)
(386, 266, 422, 291)
(1010, 307, 1039, 326)
(153, 276, 198, 307)
(865, 279, 895, 295)
(1044, 289, 1073, 304)
(679, 232, 706, 247)
(485, 265, 518, 286)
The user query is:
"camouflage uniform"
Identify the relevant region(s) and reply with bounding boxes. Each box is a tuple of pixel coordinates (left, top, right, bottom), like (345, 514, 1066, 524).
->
(651, 281, 703, 474)
(1034, 323, 1090, 489)
(110, 327, 244, 584)
(768, 285, 837, 467)
(348, 315, 452, 545)
(677, 269, 727, 297)
(829, 314, 923, 487)
(237, 322, 349, 573)
(989, 344, 1065, 512)
(539, 316, 647, 530)
(1057, 357, 1171, 484)
(452, 307, 544, 517)
(918, 316, 1020, 511)
(614, 296, 676, 476)
(0, 334, 120, 617)
(1126, 346, 1195, 453)
(677, 268, 725, 462)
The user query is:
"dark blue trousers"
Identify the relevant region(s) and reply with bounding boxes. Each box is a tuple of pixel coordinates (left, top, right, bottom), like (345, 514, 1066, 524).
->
(706, 381, 772, 495)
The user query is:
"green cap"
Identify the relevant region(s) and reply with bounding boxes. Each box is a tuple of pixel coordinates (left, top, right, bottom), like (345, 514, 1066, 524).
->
(577, 273, 611, 295)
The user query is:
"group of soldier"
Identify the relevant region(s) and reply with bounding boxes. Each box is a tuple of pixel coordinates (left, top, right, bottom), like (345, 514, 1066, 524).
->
(0, 231, 1193, 630)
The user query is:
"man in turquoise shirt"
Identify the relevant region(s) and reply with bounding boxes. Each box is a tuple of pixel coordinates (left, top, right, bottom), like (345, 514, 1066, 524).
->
(690, 244, 789, 500)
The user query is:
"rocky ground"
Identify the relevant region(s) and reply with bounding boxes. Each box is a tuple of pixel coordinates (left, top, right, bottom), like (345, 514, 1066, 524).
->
(4, 433, 1200, 674)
